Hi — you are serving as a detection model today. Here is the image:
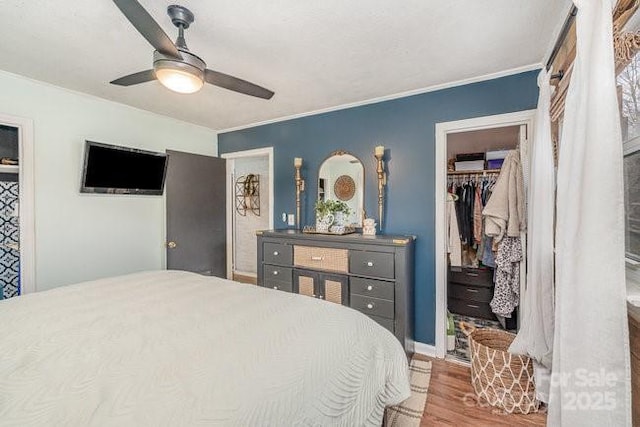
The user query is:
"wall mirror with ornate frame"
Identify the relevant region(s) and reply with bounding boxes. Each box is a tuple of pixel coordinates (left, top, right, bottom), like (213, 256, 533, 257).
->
(318, 151, 364, 226)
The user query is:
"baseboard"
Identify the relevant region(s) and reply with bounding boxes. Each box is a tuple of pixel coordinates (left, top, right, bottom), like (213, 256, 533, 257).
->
(414, 341, 438, 358)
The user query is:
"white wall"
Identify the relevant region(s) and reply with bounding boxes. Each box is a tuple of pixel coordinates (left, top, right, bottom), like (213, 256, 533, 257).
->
(0, 71, 217, 291)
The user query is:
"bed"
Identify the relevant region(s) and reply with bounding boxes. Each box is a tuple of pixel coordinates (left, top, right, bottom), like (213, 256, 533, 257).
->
(0, 270, 410, 426)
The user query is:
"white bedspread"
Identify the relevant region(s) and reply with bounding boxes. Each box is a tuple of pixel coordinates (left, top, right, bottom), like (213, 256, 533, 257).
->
(0, 270, 410, 426)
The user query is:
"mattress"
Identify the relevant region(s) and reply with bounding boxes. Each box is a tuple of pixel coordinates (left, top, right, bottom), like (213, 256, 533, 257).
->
(0, 270, 410, 426)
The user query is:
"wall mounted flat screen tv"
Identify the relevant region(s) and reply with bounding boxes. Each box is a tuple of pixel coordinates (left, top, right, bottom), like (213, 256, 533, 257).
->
(80, 141, 168, 195)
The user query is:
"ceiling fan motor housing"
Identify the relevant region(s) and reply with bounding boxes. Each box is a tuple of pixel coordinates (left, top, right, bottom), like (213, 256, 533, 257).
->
(153, 49, 205, 80)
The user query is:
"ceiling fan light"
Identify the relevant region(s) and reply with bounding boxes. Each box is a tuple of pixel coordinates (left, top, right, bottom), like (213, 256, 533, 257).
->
(155, 66, 203, 94)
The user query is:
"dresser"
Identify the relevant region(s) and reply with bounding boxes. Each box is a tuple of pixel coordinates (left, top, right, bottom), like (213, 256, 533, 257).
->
(256, 230, 415, 354)
(448, 266, 517, 329)
(448, 266, 496, 320)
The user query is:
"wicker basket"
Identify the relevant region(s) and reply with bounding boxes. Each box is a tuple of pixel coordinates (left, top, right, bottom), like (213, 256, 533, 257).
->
(460, 322, 539, 414)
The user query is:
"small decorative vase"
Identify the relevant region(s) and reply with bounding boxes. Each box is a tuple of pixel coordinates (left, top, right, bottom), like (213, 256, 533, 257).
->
(362, 218, 377, 236)
(316, 213, 334, 232)
(334, 212, 347, 227)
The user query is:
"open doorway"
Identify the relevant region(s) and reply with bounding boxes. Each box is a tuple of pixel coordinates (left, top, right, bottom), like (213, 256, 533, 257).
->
(0, 113, 35, 296)
(434, 110, 535, 360)
(221, 147, 274, 284)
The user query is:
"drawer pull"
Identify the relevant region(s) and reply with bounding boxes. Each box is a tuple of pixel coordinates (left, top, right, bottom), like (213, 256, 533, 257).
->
(466, 289, 479, 293)
(466, 304, 480, 308)
(311, 256, 324, 261)
(367, 303, 375, 309)
(273, 286, 279, 290)
(367, 285, 373, 291)
(465, 272, 479, 277)
(366, 261, 374, 267)
(272, 271, 279, 275)
(273, 251, 279, 256)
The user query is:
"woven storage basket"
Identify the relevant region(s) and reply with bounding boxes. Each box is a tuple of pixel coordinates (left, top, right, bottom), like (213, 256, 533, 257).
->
(460, 322, 539, 414)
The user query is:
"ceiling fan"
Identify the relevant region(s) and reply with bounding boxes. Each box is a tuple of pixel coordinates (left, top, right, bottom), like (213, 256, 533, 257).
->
(110, 0, 274, 99)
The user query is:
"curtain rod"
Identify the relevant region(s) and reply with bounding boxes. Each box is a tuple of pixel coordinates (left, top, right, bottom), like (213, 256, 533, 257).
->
(546, 5, 578, 79)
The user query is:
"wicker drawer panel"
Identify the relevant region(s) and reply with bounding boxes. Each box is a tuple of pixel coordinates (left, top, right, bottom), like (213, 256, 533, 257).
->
(263, 242, 292, 266)
(349, 250, 394, 279)
(448, 297, 496, 321)
(351, 294, 394, 319)
(350, 277, 394, 301)
(294, 246, 348, 273)
(263, 265, 292, 285)
(263, 278, 293, 293)
(369, 315, 394, 334)
(449, 267, 493, 287)
(448, 283, 493, 303)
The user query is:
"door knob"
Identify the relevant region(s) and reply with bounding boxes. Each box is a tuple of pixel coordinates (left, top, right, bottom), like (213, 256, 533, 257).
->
(166, 241, 177, 249)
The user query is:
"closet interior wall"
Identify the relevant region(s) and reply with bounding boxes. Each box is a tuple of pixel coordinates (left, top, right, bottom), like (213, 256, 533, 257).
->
(445, 125, 526, 363)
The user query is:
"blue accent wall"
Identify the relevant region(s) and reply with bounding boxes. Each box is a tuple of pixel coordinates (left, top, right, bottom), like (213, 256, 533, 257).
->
(219, 70, 539, 344)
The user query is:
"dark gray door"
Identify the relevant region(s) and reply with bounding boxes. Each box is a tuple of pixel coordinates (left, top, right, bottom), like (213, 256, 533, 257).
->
(166, 150, 226, 277)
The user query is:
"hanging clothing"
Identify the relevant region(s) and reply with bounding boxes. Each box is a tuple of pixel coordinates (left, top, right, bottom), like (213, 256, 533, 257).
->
(509, 69, 556, 403)
(473, 184, 483, 244)
(482, 150, 526, 241)
(490, 236, 522, 318)
(481, 236, 496, 268)
(548, 1, 631, 425)
(447, 193, 462, 267)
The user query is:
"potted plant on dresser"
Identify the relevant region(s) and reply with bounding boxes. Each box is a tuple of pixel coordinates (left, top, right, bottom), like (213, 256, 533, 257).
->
(314, 200, 351, 233)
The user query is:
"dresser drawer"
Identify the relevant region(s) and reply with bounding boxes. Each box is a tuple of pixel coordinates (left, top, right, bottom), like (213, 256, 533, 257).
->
(369, 315, 394, 334)
(264, 242, 292, 265)
(449, 267, 493, 287)
(263, 265, 292, 284)
(448, 283, 493, 303)
(448, 297, 496, 321)
(294, 246, 348, 273)
(351, 277, 394, 300)
(350, 251, 394, 279)
(263, 279, 293, 293)
(351, 294, 394, 319)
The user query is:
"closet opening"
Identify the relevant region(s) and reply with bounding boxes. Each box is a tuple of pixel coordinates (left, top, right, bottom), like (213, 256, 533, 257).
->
(221, 147, 274, 284)
(0, 125, 20, 299)
(434, 110, 535, 361)
(0, 113, 34, 296)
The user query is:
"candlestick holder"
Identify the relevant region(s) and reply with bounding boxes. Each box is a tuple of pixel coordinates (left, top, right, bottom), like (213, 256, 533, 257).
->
(374, 148, 386, 229)
(294, 160, 305, 230)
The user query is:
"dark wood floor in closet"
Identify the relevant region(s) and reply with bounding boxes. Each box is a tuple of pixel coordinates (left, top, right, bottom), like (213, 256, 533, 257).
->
(416, 355, 546, 426)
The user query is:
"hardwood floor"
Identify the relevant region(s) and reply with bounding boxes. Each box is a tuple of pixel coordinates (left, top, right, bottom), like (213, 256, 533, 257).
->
(416, 355, 546, 426)
(232, 273, 257, 285)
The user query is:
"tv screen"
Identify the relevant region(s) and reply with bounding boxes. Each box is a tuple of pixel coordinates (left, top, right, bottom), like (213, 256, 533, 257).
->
(80, 141, 168, 195)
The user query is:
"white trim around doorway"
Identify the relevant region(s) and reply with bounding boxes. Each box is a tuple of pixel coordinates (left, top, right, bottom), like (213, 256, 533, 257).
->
(221, 147, 274, 280)
(434, 110, 535, 358)
(0, 112, 36, 294)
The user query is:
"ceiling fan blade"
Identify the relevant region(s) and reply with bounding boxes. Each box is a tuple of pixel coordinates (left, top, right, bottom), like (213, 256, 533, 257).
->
(204, 69, 274, 100)
(112, 0, 182, 60)
(110, 69, 157, 86)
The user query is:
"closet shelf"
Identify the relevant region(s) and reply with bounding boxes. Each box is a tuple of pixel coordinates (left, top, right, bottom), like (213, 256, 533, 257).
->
(0, 165, 18, 174)
(447, 169, 501, 176)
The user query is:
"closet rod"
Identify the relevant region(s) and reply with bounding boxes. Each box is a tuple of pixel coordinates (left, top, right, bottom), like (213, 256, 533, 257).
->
(447, 169, 501, 176)
(546, 5, 578, 77)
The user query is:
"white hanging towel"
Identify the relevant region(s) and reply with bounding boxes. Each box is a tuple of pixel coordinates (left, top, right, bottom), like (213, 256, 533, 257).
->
(548, 1, 632, 425)
(508, 69, 555, 403)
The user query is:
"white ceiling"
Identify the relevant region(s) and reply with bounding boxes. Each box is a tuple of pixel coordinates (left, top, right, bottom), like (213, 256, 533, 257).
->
(0, 0, 570, 131)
